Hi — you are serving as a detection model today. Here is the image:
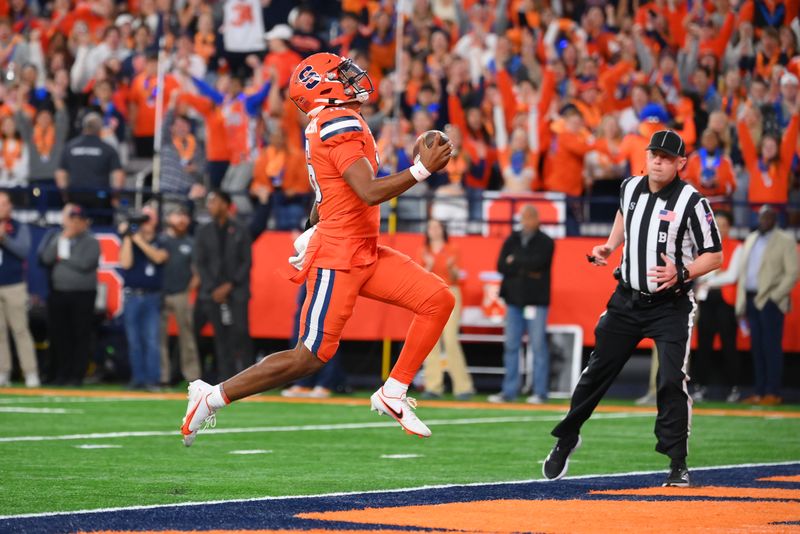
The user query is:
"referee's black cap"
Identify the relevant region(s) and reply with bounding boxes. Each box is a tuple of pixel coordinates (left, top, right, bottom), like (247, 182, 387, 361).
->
(646, 130, 685, 157)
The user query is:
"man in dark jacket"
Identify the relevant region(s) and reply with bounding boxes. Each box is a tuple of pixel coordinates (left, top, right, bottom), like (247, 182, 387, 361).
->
(488, 205, 555, 404)
(194, 190, 253, 381)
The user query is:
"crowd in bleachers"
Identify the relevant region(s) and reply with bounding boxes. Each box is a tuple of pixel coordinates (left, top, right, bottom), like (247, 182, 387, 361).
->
(0, 0, 795, 232)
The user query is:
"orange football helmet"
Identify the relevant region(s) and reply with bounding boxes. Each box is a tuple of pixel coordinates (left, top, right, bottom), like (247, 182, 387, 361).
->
(288, 52, 374, 116)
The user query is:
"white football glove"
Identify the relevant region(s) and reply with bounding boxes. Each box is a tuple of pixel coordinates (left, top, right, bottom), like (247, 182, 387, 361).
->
(288, 226, 316, 270)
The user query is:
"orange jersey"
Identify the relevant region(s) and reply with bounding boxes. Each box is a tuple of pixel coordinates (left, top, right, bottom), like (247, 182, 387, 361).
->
(684, 151, 736, 197)
(305, 106, 380, 270)
(543, 131, 593, 196)
(222, 97, 252, 165)
(737, 114, 798, 204)
(130, 73, 179, 137)
(178, 93, 230, 162)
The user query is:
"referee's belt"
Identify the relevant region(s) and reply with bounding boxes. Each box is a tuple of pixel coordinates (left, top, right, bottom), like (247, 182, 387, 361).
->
(617, 282, 683, 305)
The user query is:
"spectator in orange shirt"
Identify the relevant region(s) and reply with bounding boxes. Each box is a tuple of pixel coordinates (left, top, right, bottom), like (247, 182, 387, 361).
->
(573, 79, 602, 130)
(128, 53, 179, 158)
(684, 128, 737, 204)
(543, 104, 594, 198)
(616, 104, 669, 176)
(737, 98, 799, 211)
(262, 24, 302, 89)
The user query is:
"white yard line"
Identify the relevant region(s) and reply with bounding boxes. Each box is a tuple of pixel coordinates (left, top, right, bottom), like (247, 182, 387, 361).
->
(229, 450, 273, 455)
(1, 460, 797, 521)
(0, 413, 645, 444)
(75, 444, 123, 449)
(0, 407, 83, 414)
(381, 454, 423, 459)
(0, 397, 150, 404)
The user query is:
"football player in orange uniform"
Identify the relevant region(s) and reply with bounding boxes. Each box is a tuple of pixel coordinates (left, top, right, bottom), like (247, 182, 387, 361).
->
(181, 53, 455, 444)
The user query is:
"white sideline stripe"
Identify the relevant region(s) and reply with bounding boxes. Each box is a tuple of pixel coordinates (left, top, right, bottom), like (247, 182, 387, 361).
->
(229, 450, 272, 455)
(0, 407, 82, 414)
(381, 454, 423, 459)
(75, 444, 122, 449)
(0, 413, 646, 443)
(1, 460, 797, 521)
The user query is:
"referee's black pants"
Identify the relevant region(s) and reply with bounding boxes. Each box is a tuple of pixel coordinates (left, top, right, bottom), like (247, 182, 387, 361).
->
(552, 285, 696, 461)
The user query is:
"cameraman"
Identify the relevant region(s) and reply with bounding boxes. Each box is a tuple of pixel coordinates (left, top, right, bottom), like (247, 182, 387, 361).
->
(118, 203, 168, 391)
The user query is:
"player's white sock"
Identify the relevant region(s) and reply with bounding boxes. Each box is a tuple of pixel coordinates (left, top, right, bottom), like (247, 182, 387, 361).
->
(382, 377, 408, 398)
(208, 384, 231, 409)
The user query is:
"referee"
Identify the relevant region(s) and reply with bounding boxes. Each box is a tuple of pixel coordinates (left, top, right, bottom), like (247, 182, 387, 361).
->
(542, 130, 723, 487)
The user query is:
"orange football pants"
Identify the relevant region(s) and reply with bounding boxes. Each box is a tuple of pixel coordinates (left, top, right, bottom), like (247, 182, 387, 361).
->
(298, 245, 455, 384)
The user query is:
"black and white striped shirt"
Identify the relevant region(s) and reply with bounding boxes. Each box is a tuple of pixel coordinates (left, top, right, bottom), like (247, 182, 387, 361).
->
(619, 175, 721, 293)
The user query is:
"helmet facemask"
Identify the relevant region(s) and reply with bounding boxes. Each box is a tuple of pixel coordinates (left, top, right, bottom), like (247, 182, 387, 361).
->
(332, 58, 374, 103)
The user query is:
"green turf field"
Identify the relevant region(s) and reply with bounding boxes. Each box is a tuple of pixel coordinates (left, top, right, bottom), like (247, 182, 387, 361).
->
(1, 389, 798, 516)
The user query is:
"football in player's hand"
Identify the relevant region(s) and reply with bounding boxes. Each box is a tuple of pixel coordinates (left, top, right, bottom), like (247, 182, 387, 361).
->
(412, 130, 451, 162)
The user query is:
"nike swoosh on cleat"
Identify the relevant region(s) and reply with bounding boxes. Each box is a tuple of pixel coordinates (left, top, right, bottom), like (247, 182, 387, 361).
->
(181, 400, 201, 435)
(379, 398, 403, 420)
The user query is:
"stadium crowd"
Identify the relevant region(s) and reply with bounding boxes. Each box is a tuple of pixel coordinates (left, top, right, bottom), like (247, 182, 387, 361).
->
(0, 0, 797, 401)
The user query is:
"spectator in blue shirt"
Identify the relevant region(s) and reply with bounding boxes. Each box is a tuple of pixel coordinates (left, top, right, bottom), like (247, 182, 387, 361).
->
(118, 202, 169, 391)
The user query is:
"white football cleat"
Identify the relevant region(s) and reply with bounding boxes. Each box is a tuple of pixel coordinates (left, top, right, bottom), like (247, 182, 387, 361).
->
(181, 380, 217, 447)
(370, 387, 431, 438)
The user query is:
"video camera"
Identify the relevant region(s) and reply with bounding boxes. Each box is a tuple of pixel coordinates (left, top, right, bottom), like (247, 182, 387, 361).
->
(118, 213, 151, 236)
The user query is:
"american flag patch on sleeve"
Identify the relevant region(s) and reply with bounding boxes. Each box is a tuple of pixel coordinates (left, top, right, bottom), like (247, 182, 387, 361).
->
(658, 209, 676, 222)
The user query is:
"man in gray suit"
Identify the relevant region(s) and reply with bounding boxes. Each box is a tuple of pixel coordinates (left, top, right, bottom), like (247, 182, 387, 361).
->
(194, 191, 253, 381)
(737, 205, 799, 405)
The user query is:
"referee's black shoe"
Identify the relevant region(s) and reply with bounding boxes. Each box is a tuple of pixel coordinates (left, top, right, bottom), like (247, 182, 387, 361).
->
(542, 435, 582, 480)
(662, 465, 691, 487)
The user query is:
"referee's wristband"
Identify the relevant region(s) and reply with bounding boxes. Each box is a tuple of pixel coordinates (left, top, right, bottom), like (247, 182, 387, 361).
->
(409, 160, 432, 182)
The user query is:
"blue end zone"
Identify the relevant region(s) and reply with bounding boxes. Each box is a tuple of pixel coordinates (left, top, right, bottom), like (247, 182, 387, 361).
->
(3, 462, 798, 533)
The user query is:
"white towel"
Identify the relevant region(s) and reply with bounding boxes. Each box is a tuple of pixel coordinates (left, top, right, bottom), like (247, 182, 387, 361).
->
(288, 226, 316, 270)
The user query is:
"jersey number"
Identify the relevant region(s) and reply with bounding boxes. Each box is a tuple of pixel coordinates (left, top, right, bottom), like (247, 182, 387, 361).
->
(305, 139, 322, 203)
